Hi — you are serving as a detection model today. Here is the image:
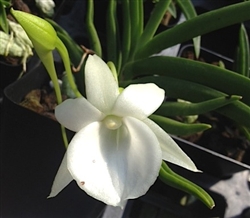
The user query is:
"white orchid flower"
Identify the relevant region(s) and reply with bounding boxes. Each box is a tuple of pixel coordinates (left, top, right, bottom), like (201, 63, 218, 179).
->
(48, 54, 198, 208)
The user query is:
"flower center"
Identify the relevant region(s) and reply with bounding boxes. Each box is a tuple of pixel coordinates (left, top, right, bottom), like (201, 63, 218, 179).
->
(103, 115, 122, 130)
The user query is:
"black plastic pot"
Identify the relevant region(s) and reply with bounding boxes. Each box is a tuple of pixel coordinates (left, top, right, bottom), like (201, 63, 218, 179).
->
(0, 62, 105, 217)
(173, 136, 250, 178)
(0, 61, 23, 119)
(0, 61, 23, 91)
(178, 44, 234, 70)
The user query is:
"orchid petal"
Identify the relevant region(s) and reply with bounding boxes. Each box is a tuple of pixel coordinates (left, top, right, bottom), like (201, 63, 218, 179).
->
(85, 55, 119, 113)
(112, 84, 165, 119)
(67, 117, 162, 207)
(48, 154, 73, 198)
(143, 118, 199, 172)
(55, 98, 104, 132)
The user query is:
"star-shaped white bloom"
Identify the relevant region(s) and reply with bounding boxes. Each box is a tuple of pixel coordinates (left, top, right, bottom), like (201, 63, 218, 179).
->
(48, 54, 198, 207)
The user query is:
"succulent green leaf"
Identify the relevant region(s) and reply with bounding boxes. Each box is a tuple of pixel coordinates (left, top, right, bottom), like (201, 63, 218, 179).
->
(86, 0, 102, 57)
(106, 0, 120, 70)
(150, 114, 211, 136)
(167, 1, 177, 18)
(121, 76, 250, 129)
(121, 0, 131, 67)
(156, 95, 242, 117)
(234, 24, 250, 77)
(159, 161, 215, 209)
(138, 0, 171, 49)
(123, 56, 250, 106)
(135, 1, 250, 59)
(0, 2, 9, 33)
(176, 0, 200, 58)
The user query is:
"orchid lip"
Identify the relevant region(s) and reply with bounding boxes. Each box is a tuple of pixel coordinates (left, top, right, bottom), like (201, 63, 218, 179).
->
(103, 115, 123, 130)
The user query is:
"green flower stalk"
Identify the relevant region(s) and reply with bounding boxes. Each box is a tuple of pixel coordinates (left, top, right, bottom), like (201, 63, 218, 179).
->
(10, 8, 82, 100)
(10, 8, 82, 147)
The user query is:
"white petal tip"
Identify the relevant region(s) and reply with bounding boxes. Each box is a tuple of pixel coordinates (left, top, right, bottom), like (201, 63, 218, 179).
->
(47, 192, 57, 199)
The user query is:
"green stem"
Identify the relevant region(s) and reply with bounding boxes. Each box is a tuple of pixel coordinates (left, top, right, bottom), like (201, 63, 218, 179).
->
(38, 51, 62, 103)
(60, 125, 68, 149)
(55, 38, 82, 98)
(56, 31, 85, 96)
(36, 50, 68, 148)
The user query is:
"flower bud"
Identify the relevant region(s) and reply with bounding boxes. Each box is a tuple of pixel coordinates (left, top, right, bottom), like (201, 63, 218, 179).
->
(10, 8, 57, 51)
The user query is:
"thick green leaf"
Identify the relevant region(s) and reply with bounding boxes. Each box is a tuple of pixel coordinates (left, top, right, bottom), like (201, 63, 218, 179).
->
(86, 0, 102, 57)
(135, 1, 250, 59)
(121, 76, 250, 129)
(123, 56, 250, 106)
(137, 0, 172, 49)
(176, 0, 200, 58)
(156, 95, 242, 116)
(167, 1, 177, 18)
(159, 161, 215, 209)
(0, 2, 8, 33)
(150, 114, 211, 136)
(234, 24, 250, 77)
(106, 0, 120, 69)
